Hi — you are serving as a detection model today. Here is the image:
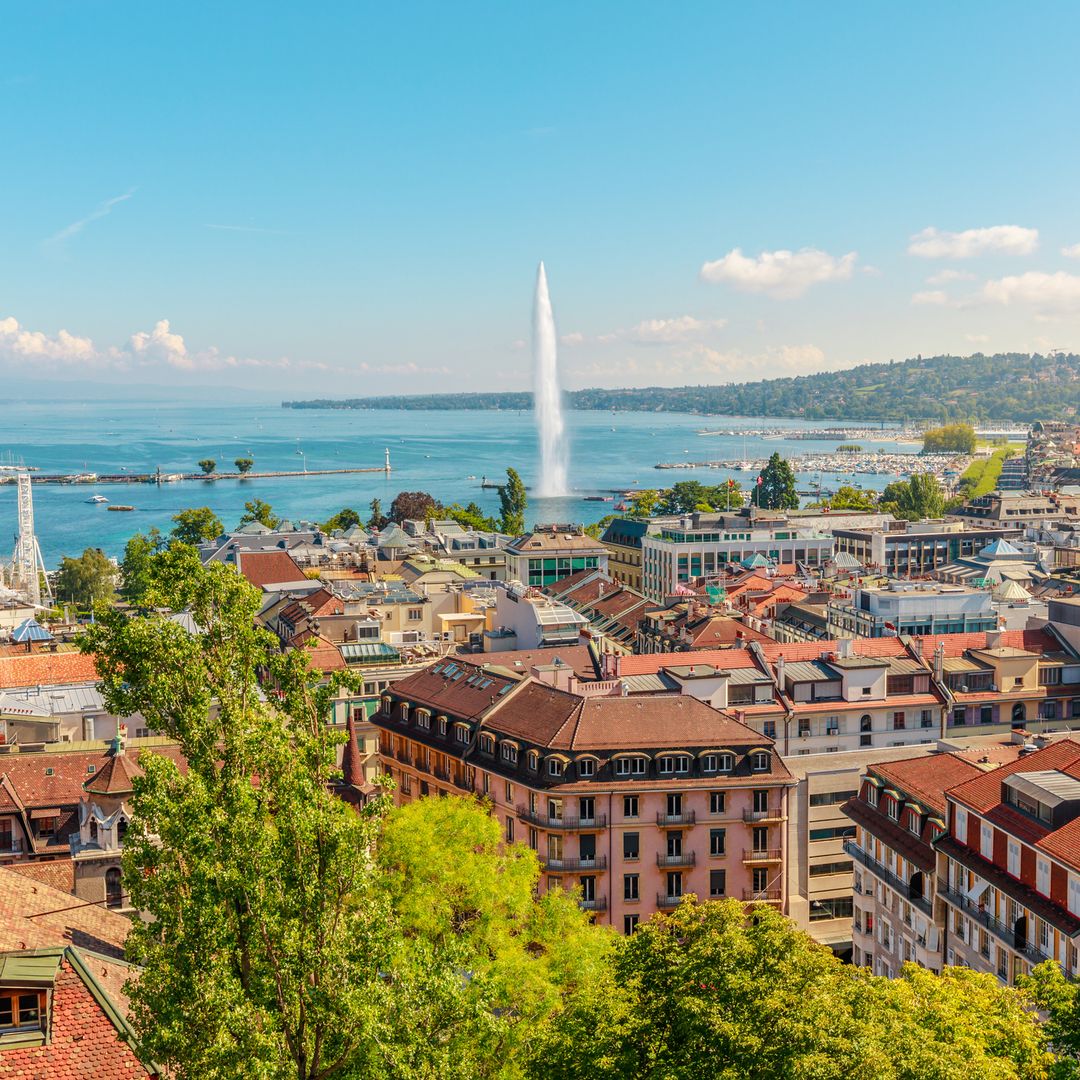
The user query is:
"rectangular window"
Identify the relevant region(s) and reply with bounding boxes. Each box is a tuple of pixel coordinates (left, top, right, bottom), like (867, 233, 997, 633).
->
(623, 874, 639, 901)
(921, 710, 933, 728)
(579, 796, 595, 821)
(623, 795, 639, 819)
(892, 712, 906, 731)
(624, 914, 639, 934)
(808, 825, 856, 841)
(710, 869, 726, 897)
(809, 790, 857, 807)
(981, 822, 993, 860)
(980, 706, 994, 725)
(810, 860, 853, 876)
(953, 707, 967, 727)
(710, 791, 726, 815)
(505, 817, 514, 843)
(408, 608, 423, 621)
(710, 828, 726, 856)
(1069, 875, 1080, 918)
(1007, 839, 1020, 878)
(956, 806, 968, 842)
(578, 758, 595, 778)
(1037, 858, 1050, 896)
(623, 832, 639, 860)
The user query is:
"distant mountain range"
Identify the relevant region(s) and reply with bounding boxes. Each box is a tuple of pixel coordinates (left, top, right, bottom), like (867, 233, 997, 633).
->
(284, 351, 1080, 422)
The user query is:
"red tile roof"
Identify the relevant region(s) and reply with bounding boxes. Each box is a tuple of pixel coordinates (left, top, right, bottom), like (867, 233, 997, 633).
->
(0, 954, 152, 1078)
(0, 651, 100, 689)
(83, 748, 140, 796)
(0, 866, 129, 957)
(235, 550, 306, 589)
(614, 648, 762, 677)
(6, 858, 76, 894)
(923, 628, 1062, 659)
(481, 645, 598, 681)
(872, 753, 986, 815)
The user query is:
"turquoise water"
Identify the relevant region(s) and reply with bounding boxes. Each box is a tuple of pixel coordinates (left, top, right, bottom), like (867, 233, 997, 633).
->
(0, 402, 914, 565)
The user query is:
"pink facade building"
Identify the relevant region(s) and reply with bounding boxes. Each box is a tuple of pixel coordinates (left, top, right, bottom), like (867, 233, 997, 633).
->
(372, 656, 795, 932)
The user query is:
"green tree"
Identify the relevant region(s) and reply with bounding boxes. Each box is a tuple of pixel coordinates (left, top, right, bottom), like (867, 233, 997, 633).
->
(629, 490, 660, 518)
(234, 456, 254, 474)
(55, 547, 117, 609)
(617, 897, 1052, 1080)
(922, 423, 977, 454)
(498, 467, 527, 536)
(119, 528, 165, 604)
(441, 502, 499, 532)
(880, 472, 945, 521)
(818, 485, 878, 511)
(1022, 962, 1080, 1077)
(585, 513, 616, 540)
(170, 507, 224, 545)
(660, 481, 709, 514)
(367, 498, 388, 530)
(80, 547, 393, 1080)
(322, 507, 361, 533)
(197, 458, 216, 475)
(377, 796, 629, 1079)
(755, 452, 798, 510)
(389, 491, 440, 524)
(239, 498, 281, 530)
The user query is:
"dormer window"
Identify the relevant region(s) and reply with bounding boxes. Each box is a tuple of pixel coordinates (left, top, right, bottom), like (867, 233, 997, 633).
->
(416, 709, 431, 731)
(615, 756, 647, 777)
(908, 813, 921, 836)
(674, 755, 690, 774)
(578, 758, 595, 778)
(501, 743, 518, 765)
(658, 756, 674, 775)
(548, 758, 563, 777)
(381, 694, 392, 714)
(866, 784, 879, 807)
(887, 797, 899, 821)
(528, 751, 540, 771)
(437, 716, 447, 736)
(0, 990, 44, 1033)
(399, 703, 409, 722)
(479, 733, 495, 754)
(454, 724, 470, 744)
(749, 751, 770, 772)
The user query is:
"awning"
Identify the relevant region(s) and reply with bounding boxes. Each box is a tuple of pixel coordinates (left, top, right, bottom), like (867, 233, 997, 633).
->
(29, 807, 61, 819)
(966, 877, 990, 904)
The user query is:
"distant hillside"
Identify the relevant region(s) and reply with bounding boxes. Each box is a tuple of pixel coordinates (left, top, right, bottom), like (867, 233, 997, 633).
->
(284, 352, 1080, 422)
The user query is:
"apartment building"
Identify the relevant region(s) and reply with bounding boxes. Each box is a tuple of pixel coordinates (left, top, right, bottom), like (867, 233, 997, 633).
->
(937, 738, 1080, 984)
(504, 526, 608, 589)
(832, 521, 1019, 578)
(641, 516, 833, 601)
(842, 750, 1016, 976)
(600, 517, 651, 592)
(372, 657, 795, 932)
(827, 583, 999, 639)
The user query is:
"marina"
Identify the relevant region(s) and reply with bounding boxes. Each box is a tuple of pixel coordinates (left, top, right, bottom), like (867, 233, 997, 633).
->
(655, 450, 970, 478)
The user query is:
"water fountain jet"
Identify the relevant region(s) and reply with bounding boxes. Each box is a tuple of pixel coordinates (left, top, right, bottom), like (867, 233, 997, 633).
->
(533, 261, 569, 497)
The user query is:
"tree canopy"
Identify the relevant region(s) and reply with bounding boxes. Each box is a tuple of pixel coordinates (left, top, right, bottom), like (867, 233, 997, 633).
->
(197, 458, 216, 475)
(119, 528, 166, 603)
(922, 423, 976, 454)
(498, 467, 527, 535)
(389, 491, 440, 524)
(755, 453, 798, 510)
(441, 501, 500, 532)
(235, 456, 255, 474)
(170, 506, 224, 545)
(659, 479, 743, 514)
(322, 507, 361, 533)
(239, 498, 281, 529)
(880, 472, 945, 521)
(55, 547, 117, 608)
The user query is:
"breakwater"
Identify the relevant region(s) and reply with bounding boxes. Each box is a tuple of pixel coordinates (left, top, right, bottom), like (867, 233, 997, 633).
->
(0, 466, 390, 486)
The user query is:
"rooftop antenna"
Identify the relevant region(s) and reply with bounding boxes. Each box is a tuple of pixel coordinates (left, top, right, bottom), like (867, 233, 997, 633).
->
(10, 472, 50, 608)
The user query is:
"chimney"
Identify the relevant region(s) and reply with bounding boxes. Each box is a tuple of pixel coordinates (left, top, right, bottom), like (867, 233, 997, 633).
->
(933, 642, 944, 683)
(837, 639, 853, 659)
(913, 636, 924, 660)
(987, 629, 1005, 649)
(776, 655, 786, 687)
(341, 712, 364, 788)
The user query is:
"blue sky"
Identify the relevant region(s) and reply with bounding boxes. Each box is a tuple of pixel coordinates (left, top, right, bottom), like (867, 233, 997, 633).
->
(3, 2, 1080, 397)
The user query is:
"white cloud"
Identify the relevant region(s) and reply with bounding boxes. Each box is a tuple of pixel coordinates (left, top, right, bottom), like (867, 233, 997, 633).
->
(965, 333, 991, 344)
(699, 247, 857, 298)
(561, 316, 725, 348)
(981, 270, 1080, 313)
(0, 313, 345, 378)
(907, 225, 1038, 259)
(926, 269, 975, 285)
(0, 316, 97, 362)
(1062, 243, 1080, 259)
(46, 189, 136, 245)
(911, 290, 950, 306)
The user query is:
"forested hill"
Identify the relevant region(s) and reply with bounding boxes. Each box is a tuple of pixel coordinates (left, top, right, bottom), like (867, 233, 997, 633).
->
(284, 352, 1080, 422)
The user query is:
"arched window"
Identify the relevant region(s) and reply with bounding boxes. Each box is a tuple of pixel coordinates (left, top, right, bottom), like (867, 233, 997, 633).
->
(860, 715, 872, 733)
(89, 819, 98, 842)
(400, 703, 410, 722)
(1012, 703, 1026, 726)
(116, 818, 128, 843)
(105, 867, 122, 908)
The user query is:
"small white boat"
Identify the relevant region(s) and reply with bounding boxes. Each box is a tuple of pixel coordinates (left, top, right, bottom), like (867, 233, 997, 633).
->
(86, 494, 108, 504)
(738, 461, 754, 471)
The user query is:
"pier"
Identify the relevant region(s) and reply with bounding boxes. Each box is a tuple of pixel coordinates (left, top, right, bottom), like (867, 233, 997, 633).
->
(0, 466, 391, 486)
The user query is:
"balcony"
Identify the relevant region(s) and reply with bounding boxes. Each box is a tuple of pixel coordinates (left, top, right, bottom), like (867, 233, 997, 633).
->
(656, 892, 685, 909)
(543, 856, 608, 872)
(580, 896, 608, 913)
(656, 852, 696, 868)
(517, 807, 608, 830)
(453, 773, 473, 791)
(432, 766, 450, 782)
(936, 882, 1054, 966)
(656, 811, 696, 827)
(844, 841, 933, 919)
(742, 848, 782, 865)
(743, 808, 783, 823)
(742, 888, 782, 903)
